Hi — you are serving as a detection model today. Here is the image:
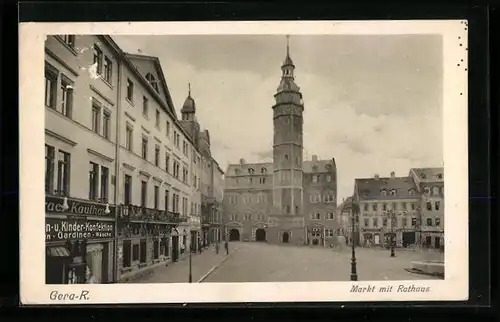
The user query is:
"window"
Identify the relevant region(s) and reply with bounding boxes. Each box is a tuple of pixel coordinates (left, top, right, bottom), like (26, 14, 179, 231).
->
(432, 187, 440, 196)
(127, 79, 134, 101)
(312, 213, 320, 220)
(93, 45, 103, 73)
(141, 181, 147, 207)
(327, 212, 334, 220)
(154, 145, 160, 167)
(426, 202, 432, 211)
(411, 218, 417, 227)
(124, 175, 132, 205)
(146, 73, 159, 93)
(435, 217, 441, 226)
(383, 218, 388, 227)
(364, 204, 368, 211)
(435, 201, 440, 211)
(248, 168, 254, 175)
(284, 154, 289, 160)
(383, 203, 387, 211)
(164, 190, 169, 211)
(424, 187, 431, 195)
(92, 102, 101, 134)
(166, 121, 171, 137)
(408, 189, 415, 196)
(437, 173, 443, 179)
(89, 162, 99, 201)
(261, 167, 267, 174)
(381, 189, 387, 196)
(312, 175, 318, 183)
(103, 110, 111, 139)
(141, 136, 148, 159)
(165, 153, 170, 173)
(182, 167, 188, 183)
(60, 35, 75, 48)
(45, 65, 57, 108)
(404, 217, 409, 227)
(142, 96, 148, 116)
(45, 145, 55, 194)
(57, 151, 70, 197)
(392, 202, 397, 211)
(411, 203, 416, 210)
(402, 202, 407, 210)
(125, 125, 133, 151)
(154, 186, 159, 209)
(372, 204, 378, 211)
(364, 218, 369, 227)
(390, 190, 396, 196)
(60, 76, 73, 118)
(373, 218, 378, 228)
(99, 166, 109, 202)
(103, 57, 112, 83)
(426, 218, 433, 226)
(156, 110, 160, 128)
(326, 175, 332, 182)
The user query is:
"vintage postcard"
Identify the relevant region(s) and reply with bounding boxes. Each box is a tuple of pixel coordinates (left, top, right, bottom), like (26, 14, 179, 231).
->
(19, 20, 468, 304)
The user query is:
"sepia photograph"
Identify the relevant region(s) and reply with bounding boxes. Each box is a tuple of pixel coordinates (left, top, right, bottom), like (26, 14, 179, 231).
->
(20, 20, 468, 304)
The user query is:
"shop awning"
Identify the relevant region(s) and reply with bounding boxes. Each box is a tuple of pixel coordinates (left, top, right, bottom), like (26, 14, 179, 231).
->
(47, 246, 71, 257)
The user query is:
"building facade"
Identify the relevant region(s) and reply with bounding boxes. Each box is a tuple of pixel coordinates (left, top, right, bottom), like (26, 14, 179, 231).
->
(409, 168, 445, 249)
(222, 38, 338, 246)
(354, 169, 444, 249)
(44, 35, 221, 284)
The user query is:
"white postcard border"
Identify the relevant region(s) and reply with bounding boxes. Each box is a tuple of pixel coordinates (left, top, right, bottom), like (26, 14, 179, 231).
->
(19, 20, 468, 304)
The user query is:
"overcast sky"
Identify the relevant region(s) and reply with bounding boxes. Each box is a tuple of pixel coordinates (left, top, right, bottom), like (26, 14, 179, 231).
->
(113, 34, 443, 202)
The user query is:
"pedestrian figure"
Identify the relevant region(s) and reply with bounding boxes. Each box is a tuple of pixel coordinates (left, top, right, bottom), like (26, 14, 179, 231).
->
(225, 240, 229, 255)
(198, 237, 202, 254)
(181, 243, 185, 255)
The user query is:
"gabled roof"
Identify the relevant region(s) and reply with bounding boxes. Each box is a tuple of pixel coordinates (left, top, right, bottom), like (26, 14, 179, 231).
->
(124, 53, 178, 119)
(409, 167, 444, 187)
(354, 176, 418, 201)
(303, 159, 335, 173)
(226, 162, 273, 177)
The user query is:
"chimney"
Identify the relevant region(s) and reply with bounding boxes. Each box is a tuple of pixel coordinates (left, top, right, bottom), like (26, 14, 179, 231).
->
(239, 158, 245, 165)
(374, 173, 379, 179)
(390, 171, 395, 178)
(312, 155, 318, 162)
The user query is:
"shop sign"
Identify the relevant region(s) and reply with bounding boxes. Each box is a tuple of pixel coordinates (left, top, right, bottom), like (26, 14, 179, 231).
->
(45, 196, 115, 217)
(45, 218, 115, 242)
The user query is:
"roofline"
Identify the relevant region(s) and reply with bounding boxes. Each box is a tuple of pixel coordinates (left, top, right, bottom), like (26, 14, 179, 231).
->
(98, 36, 197, 149)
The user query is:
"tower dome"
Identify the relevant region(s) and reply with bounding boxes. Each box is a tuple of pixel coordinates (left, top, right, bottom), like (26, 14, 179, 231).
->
(181, 83, 196, 114)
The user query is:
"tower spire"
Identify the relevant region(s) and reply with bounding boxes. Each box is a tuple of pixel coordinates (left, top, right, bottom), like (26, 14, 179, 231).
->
(188, 82, 191, 97)
(286, 35, 290, 57)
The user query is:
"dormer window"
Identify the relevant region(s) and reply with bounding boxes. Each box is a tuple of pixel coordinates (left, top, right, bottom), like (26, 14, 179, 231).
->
(234, 169, 239, 175)
(408, 189, 415, 196)
(432, 186, 440, 196)
(248, 168, 255, 175)
(312, 165, 318, 172)
(145, 73, 159, 93)
(389, 190, 397, 196)
(261, 167, 267, 174)
(381, 189, 387, 196)
(437, 173, 443, 179)
(424, 187, 431, 195)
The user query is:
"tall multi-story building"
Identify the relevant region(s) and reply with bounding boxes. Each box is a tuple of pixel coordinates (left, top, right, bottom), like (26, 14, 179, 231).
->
(354, 168, 444, 249)
(222, 37, 338, 246)
(354, 172, 421, 248)
(337, 196, 359, 246)
(44, 35, 221, 284)
(409, 167, 444, 249)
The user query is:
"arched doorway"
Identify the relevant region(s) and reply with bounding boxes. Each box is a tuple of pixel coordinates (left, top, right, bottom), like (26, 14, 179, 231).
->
(312, 239, 319, 245)
(229, 229, 240, 241)
(255, 229, 266, 242)
(282, 232, 290, 243)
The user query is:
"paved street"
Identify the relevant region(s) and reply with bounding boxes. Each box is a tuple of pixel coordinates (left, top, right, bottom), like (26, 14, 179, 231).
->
(128, 246, 233, 283)
(202, 242, 444, 283)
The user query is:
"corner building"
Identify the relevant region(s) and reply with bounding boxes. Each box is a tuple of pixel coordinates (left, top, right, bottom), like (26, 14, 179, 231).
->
(223, 39, 338, 246)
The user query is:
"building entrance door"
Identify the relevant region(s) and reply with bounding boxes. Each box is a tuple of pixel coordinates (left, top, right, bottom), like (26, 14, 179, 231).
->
(434, 236, 441, 249)
(229, 229, 240, 241)
(282, 232, 290, 243)
(255, 228, 266, 242)
(172, 236, 179, 262)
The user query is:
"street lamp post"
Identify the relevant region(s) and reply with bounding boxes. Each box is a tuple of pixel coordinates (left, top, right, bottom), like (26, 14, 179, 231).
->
(385, 209, 397, 257)
(350, 206, 358, 281)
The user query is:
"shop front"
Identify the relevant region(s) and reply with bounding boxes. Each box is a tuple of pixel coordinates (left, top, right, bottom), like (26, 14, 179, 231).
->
(116, 204, 185, 281)
(45, 196, 116, 284)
